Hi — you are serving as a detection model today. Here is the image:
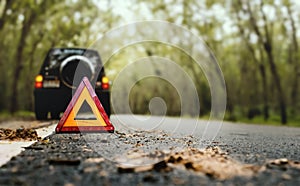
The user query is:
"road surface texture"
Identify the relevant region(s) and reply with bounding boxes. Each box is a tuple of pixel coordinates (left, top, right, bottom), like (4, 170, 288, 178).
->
(0, 115, 299, 185)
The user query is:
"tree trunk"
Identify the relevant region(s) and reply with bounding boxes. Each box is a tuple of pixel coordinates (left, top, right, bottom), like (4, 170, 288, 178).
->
(233, 6, 269, 121)
(245, 0, 287, 124)
(0, 0, 13, 31)
(287, 5, 299, 114)
(0, 0, 13, 69)
(27, 33, 44, 111)
(259, 63, 269, 120)
(10, 12, 36, 113)
(264, 44, 287, 124)
(260, 3, 287, 124)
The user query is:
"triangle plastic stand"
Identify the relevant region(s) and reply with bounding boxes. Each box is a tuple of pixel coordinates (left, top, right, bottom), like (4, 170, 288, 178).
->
(56, 77, 114, 133)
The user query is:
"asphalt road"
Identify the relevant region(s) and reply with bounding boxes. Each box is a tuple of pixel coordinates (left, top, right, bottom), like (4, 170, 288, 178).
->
(113, 115, 300, 163)
(0, 115, 299, 185)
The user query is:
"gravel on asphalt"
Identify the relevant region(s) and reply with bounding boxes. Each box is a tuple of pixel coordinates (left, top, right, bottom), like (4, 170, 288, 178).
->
(0, 126, 299, 186)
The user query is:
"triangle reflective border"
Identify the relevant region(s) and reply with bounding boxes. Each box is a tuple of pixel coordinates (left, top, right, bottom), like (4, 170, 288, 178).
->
(55, 77, 114, 133)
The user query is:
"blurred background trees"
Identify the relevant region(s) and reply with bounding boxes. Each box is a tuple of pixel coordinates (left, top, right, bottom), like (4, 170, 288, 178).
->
(0, 0, 299, 125)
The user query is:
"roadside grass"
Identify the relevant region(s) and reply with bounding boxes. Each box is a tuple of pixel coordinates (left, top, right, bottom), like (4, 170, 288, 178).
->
(237, 117, 300, 127)
(0, 110, 35, 122)
(1, 110, 299, 127)
(224, 113, 300, 127)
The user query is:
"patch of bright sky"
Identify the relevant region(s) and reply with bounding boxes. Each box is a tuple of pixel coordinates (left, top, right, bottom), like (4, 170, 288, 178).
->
(94, 0, 238, 38)
(93, 0, 300, 38)
(94, 0, 152, 22)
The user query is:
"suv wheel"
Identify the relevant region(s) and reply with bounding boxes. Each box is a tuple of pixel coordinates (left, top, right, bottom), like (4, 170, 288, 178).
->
(35, 111, 48, 120)
(60, 55, 94, 89)
(50, 112, 60, 120)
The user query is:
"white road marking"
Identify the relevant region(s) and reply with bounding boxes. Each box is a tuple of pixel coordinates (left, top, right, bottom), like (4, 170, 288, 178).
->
(0, 123, 57, 167)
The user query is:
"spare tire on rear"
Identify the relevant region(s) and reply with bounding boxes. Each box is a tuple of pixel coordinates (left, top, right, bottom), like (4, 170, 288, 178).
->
(60, 55, 95, 88)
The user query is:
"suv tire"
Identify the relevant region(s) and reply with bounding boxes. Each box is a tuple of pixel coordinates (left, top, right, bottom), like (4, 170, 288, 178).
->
(35, 110, 48, 120)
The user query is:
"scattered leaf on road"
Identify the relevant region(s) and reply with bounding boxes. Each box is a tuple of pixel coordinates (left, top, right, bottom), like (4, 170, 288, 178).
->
(0, 128, 40, 141)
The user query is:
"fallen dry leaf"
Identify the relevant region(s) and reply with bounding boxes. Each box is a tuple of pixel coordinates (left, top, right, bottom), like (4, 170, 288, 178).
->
(117, 146, 263, 180)
(118, 164, 153, 173)
(114, 131, 300, 180)
(161, 147, 261, 180)
(266, 158, 300, 169)
(84, 158, 105, 164)
(0, 128, 40, 141)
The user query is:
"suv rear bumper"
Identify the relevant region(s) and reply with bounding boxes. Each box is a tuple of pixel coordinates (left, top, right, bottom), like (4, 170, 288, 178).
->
(34, 88, 111, 119)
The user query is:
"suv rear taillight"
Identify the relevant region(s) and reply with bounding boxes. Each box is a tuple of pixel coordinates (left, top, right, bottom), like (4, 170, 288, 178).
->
(101, 76, 109, 90)
(35, 75, 43, 88)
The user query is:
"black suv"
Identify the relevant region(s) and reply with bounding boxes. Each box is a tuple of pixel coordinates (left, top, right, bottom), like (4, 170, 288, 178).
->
(34, 48, 110, 120)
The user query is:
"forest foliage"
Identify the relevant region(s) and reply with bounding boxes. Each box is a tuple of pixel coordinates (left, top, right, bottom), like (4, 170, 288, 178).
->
(0, 0, 299, 125)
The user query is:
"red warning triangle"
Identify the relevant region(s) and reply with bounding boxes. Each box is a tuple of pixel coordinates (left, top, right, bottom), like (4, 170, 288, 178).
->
(56, 77, 114, 133)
